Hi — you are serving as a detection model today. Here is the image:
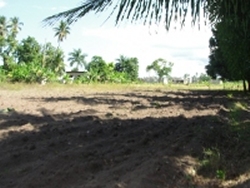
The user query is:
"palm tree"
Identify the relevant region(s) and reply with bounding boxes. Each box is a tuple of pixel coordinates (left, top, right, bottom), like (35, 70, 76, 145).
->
(44, 1, 245, 30)
(115, 55, 139, 81)
(0, 16, 13, 69)
(115, 55, 128, 72)
(0, 16, 8, 55)
(68, 48, 87, 71)
(8, 17, 24, 37)
(0, 16, 8, 38)
(52, 49, 66, 75)
(53, 20, 70, 47)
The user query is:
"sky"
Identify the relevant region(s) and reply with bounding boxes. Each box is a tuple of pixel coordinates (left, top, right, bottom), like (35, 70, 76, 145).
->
(0, 0, 212, 78)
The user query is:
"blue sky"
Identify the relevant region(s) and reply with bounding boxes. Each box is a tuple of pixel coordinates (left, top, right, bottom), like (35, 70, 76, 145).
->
(0, 0, 212, 78)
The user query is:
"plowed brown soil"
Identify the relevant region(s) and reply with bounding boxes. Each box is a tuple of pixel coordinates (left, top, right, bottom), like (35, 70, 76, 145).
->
(0, 85, 250, 188)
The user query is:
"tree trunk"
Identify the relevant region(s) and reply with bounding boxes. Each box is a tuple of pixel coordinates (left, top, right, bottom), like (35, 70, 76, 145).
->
(243, 79, 247, 92)
(3, 55, 9, 70)
(247, 79, 250, 92)
(158, 77, 162, 83)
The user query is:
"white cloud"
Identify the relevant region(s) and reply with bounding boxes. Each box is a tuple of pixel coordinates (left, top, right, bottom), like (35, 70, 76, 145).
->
(31, 4, 70, 12)
(0, 0, 6, 8)
(49, 6, 69, 11)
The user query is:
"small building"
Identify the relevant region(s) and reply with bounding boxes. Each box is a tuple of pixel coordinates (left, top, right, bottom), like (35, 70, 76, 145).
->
(171, 77, 184, 84)
(162, 76, 168, 85)
(210, 79, 223, 85)
(66, 71, 87, 79)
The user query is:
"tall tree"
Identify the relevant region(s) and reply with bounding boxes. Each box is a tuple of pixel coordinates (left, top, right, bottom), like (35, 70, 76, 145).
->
(86, 56, 106, 72)
(205, 31, 231, 81)
(0, 16, 8, 38)
(16, 36, 42, 64)
(41, 42, 66, 75)
(206, 21, 250, 92)
(86, 55, 112, 82)
(8, 17, 24, 37)
(6, 17, 23, 59)
(146, 58, 173, 82)
(205, 1, 250, 92)
(0, 16, 8, 61)
(68, 48, 87, 71)
(115, 55, 139, 81)
(0, 16, 23, 70)
(52, 49, 66, 75)
(53, 20, 70, 47)
(115, 55, 128, 72)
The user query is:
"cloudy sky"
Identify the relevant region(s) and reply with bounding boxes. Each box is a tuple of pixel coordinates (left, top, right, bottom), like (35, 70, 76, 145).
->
(0, 0, 212, 78)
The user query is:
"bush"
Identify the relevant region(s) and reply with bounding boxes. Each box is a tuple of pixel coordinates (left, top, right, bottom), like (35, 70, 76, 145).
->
(7, 62, 55, 83)
(0, 66, 7, 82)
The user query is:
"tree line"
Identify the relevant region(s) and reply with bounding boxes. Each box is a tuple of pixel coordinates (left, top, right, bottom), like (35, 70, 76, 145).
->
(0, 16, 174, 84)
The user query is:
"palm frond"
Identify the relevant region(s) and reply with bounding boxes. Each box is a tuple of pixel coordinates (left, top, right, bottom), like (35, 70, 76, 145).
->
(43, 0, 113, 26)
(44, 0, 210, 29)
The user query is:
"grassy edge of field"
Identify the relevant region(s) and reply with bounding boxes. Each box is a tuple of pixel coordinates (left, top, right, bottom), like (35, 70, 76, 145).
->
(0, 81, 244, 92)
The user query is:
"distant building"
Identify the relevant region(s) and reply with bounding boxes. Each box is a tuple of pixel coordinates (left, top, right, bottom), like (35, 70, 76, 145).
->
(66, 71, 87, 79)
(210, 79, 223, 85)
(162, 76, 168, 85)
(171, 77, 184, 84)
(140, 76, 159, 83)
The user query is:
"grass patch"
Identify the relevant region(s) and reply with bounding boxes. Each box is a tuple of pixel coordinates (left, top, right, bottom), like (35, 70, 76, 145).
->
(199, 147, 226, 179)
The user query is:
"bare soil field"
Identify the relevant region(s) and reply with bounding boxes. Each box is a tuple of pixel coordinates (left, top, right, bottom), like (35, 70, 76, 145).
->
(0, 84, 250, 188)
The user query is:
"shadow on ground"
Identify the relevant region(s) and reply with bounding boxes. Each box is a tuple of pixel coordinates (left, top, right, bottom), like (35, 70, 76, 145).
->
(0, 90, 250, 188)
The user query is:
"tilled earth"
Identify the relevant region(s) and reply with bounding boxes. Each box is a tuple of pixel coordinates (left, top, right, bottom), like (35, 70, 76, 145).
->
(0, 85, 250, 188)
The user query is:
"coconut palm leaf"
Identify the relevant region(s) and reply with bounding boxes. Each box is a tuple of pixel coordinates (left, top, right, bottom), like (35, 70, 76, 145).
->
(44, 0, 209, 30)
(8, 17, 24, 37)
(53, 21, 70, 47)
(0, 16, 8, 37)
(68, 48, 87, 70)
(44, 0, 250, 31)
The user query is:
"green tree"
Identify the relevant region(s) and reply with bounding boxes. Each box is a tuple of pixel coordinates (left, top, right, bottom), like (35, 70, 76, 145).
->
(41, 42, 66, 76)
(115, 55, 139, 81)
(86, 56, 118, 82)
(198, 73, 211, 83)
(219, 26, 250, 92)
(16, 36, 42, 64)
(86, 56, 107, 82)
(115, 55, 127, 72)
(41, 42, 55, 68)
(205, 1, 250, 92)
(0, 16, 9, 68)
(0, 16, 23, 70)
(0, 16, 8, 38)
(16, 37, 65, 76)
(146, 58, 173, 82)
(205, 31, 231, 81)
(68, 48, 87, 71)
(51, 48, 65, 75)
(6, 17, 23, 58)
(8, 17, 23, 37)
(86, 56, 106, 72)
(53, 20, 70, 47)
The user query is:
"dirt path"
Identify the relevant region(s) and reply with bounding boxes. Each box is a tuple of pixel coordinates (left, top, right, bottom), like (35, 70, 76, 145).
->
(0, 86, 249, 188)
